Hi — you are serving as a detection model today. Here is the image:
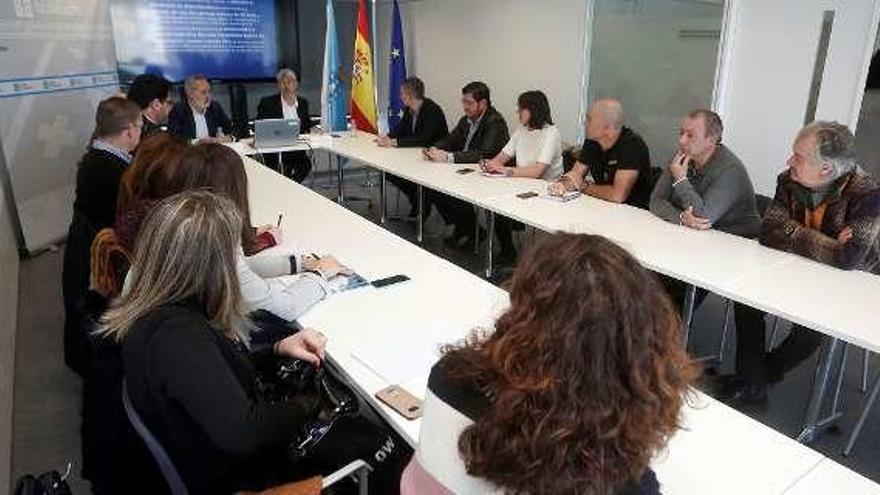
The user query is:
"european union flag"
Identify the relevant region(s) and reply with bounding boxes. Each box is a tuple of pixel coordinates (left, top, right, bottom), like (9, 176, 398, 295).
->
(321, 0, 347, 132)
(387, 0, 407, 132)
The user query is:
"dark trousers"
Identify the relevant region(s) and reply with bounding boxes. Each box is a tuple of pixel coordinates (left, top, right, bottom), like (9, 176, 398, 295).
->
(664, 275, 825, 386)
(388, 175, 433, 217)
(432, 192, 475, 235)
(263, 151, 312, 183)
(494, 216, 520, 253)
(734, 305, 825, 385)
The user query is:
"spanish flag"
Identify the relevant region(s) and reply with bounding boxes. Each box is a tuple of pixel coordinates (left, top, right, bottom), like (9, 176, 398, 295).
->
(350, 0, 378, 134)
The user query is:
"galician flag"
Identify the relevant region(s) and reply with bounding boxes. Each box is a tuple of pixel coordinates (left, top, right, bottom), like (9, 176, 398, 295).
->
(350, 0, 378, 134)
(321, 0, 346, 132)
(387, 0, 407, 132)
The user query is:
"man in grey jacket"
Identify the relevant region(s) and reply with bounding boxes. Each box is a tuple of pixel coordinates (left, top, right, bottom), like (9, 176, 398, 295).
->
(650, 109, 761, 237)
(651, 109, 770, 405)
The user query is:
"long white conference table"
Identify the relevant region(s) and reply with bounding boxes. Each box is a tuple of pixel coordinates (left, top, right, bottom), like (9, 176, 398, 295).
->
(238, 145, 880, 494)
(236, 131, 880, 444)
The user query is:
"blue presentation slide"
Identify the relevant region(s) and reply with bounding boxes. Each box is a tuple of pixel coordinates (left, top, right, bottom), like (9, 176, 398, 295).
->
(110, 0, 280, 82)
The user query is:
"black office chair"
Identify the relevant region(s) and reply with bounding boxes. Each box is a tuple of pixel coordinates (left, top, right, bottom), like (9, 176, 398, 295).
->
(122, 385, 188, 494)
(122, 385, 372, 494)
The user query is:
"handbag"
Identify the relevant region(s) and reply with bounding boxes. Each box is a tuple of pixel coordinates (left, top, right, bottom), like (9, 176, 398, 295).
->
(14, 465, 72, 495)
(265, 357, 413, 495)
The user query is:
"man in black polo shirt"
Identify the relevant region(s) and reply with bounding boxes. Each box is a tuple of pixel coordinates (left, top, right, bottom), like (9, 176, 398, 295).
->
(549, 99, 652, 208)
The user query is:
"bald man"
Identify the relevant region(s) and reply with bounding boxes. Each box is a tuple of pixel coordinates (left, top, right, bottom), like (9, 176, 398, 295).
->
(550, 99, 652, 208)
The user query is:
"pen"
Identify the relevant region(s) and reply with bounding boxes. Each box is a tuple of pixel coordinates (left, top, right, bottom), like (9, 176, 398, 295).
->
(276, 214, 283, 228)
(311, 252, 321, 260)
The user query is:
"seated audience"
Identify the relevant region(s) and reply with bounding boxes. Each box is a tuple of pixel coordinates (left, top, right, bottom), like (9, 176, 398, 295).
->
(549, 99, 652, 208)
(376, 76, 449, 218)
(256, 68, 315, 183)
(401, 233, 697, 494)
(424, 81, 510, 248)
(480, 90, 563, 262)
(92, 132, 189, 299)
(81, 131, 189, 495)
(167, 143, 349, 321)
(100, 190, 328, 493)
(724, 121, 880, 404)
(168, 74, 233, 141)
(126, 73, 173, 136)
(62, 96, 142, 374)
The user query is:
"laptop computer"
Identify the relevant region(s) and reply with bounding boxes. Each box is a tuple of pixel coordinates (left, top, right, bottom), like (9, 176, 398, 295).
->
(254, 118, 300, 150)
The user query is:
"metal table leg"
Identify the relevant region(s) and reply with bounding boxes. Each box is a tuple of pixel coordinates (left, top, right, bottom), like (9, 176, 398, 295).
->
(336, 154, 345, 204)
(485, 211, 495, 279)
(380, 171, 387, 225)
(797, 337, 845, 444)
(682, 284, 697, 347)
(417, 185, 424, 243)
(473, 207, 481, 255)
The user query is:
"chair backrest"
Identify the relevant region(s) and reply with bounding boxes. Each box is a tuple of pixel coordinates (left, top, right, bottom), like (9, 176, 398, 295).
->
(122, 384, 189, 495)
(755, 194, 773, 217)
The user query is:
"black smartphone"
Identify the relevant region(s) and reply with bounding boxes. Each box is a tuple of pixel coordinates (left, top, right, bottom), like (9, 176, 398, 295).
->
(516, 191, 539, 199)
(456, 168, 475, 175)
(371, 274, 411, 288)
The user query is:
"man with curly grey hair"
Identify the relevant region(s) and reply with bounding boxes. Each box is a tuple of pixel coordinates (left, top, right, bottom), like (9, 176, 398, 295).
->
(723, 121, 880, 406)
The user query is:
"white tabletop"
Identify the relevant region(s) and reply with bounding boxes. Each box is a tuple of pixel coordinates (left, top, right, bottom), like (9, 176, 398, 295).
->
(317, 132, 880, 357)
(783, 458, 880, 494)
(654, 393, 822, 494)
(236, 145, 879, 494)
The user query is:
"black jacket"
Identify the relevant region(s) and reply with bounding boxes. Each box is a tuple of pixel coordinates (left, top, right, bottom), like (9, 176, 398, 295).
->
(168, 100, 233, 139)
(72, 147, 129, 231)
(389, 97, 448, 148)
(256, 93, 315, 134)
(435, 106, 509, 163)
(122, 304, 316, 493)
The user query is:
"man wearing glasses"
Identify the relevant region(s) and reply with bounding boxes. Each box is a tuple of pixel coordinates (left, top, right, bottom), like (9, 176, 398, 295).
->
(169, 74, 234, 142)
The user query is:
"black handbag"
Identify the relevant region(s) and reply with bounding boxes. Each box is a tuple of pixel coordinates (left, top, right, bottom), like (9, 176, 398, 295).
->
(265, 357, 413, 495)
(14, 466, 72, 495)
(247, 310, 413, 494)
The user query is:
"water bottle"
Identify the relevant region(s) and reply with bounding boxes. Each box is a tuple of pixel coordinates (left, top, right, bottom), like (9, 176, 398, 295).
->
(346, 115, 354, 137)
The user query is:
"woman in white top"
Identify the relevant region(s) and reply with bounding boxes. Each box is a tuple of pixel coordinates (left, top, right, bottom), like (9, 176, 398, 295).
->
(168, 143, 348, 322)
(481, 90, 563, 181)
(480, 90, 564, 263)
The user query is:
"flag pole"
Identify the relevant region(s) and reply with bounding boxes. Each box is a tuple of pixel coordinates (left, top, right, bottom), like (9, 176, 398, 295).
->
(371, 0, 380, 133)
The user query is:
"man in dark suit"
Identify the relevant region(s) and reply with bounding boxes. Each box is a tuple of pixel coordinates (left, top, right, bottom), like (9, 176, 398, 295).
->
(256, 68, 315, 182)
(425, 81, 510, 247)
(126, 73, 173, 136)
(376, 77, 449, 217)
(62, 96, 142, 374)
(168, 74, 233, 141)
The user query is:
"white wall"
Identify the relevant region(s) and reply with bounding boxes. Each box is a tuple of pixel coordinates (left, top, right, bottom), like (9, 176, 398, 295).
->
(716, 0, 880, 195)
(385, 0, 589, 145)
(0, 158, 20, 494)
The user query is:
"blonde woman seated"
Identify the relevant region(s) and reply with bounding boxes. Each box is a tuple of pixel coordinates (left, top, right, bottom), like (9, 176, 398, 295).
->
(101, 191, 328, 493)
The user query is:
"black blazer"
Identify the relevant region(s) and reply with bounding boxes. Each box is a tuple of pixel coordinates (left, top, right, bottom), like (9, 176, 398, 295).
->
(389, 97, 449, 148)
(435, 106, 509, 164)
(256, 93, 314, 134)
(72, 147, 129, 230)
(168, 100, 233, 139)
(122, 303, 315, 493)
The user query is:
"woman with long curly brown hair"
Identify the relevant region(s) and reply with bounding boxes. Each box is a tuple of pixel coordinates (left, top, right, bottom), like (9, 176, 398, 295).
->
(401, 233, 699, 495)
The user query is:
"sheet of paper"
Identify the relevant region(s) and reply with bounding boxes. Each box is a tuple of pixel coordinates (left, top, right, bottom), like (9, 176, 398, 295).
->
(351, 325, 464, 384)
